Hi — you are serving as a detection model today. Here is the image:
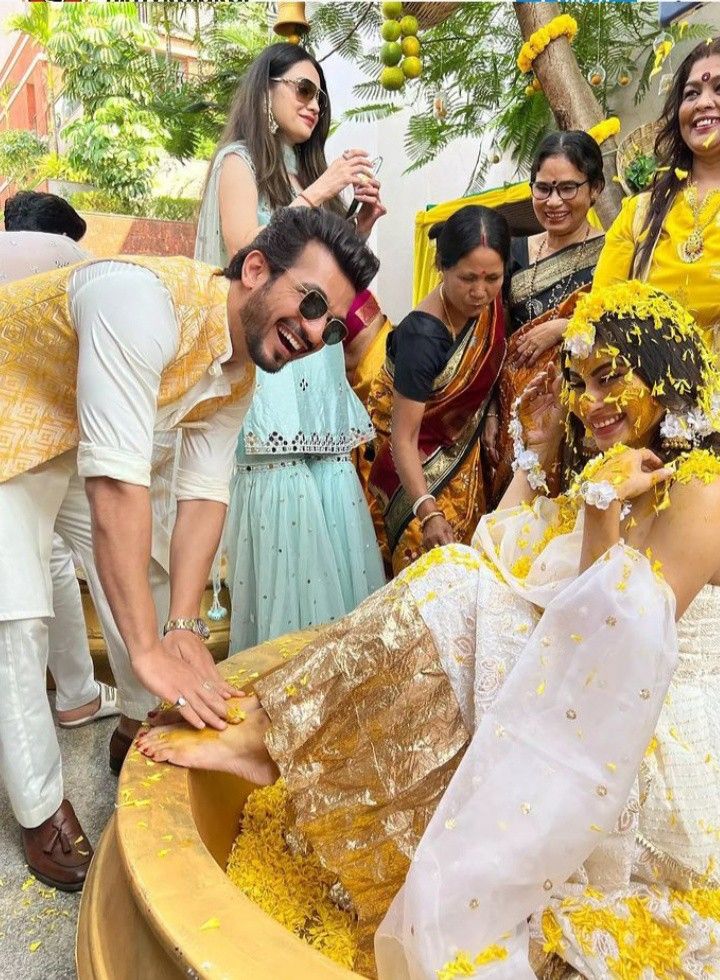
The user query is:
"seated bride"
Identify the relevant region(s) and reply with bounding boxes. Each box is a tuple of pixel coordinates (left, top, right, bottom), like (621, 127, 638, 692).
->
(138, 280, 720, 979)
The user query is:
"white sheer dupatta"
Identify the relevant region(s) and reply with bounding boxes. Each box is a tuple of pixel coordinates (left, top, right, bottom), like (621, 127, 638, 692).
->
(376, 498, 678, 979)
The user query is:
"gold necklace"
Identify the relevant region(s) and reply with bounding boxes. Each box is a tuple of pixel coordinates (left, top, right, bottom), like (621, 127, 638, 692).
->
(678, 182, 720, 263)
(525, 224, 591, 320)
(439, 284, 459, 337)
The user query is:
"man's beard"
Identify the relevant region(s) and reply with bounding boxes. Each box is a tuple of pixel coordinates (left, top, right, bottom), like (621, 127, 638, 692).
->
(241, 285, 286, 374)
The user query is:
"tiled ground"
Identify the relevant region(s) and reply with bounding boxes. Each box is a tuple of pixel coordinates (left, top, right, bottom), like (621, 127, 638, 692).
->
(0, 702, 117, 980)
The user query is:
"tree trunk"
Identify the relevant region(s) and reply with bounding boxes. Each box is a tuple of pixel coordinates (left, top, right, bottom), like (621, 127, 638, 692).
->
(45, 66, 60, 157)
(514, 1, 624, 228)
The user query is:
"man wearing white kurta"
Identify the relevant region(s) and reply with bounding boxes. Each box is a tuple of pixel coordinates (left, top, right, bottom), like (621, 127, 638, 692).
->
(0, 207, 378, 890)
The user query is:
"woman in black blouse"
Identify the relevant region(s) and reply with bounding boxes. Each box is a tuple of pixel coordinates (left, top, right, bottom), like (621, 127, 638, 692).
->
(366, 205, 509, 574)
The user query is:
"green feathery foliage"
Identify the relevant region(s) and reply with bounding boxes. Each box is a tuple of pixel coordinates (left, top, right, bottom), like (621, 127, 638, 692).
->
(323, 1, 712, 188)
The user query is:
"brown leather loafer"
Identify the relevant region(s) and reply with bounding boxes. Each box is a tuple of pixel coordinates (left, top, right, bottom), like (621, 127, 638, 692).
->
(21, 800, 93, 892)
(109, 725, 134, 775)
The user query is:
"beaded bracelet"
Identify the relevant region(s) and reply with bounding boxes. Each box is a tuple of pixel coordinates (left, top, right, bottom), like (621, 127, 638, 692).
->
(412, 493, 436, 517)
(420, 510, 444, 531)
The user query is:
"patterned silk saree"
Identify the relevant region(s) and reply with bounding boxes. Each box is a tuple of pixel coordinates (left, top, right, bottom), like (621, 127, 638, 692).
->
(366, 297, 505, 574)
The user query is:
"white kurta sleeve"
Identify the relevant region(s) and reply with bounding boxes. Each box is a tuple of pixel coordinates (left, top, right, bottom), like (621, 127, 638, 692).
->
(71, 262, 179, 486)
(174, 396, 250, 504)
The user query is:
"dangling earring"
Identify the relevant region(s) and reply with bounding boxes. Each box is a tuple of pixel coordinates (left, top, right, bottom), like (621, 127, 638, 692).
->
(267, 102, 279, 136)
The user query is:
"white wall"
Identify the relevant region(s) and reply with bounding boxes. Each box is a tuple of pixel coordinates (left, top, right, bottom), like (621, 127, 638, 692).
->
(320, 46, 515, 322)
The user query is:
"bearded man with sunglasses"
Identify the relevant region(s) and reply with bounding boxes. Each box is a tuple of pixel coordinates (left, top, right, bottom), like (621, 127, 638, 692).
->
(0, 206, 377, 891)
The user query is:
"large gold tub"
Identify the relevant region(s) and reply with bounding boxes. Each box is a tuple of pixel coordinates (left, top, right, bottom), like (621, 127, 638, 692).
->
(76, 636, 362, 980)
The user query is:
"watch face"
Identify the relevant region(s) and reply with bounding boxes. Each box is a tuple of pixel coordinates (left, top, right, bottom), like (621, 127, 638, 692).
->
(196, 620, 211, 640)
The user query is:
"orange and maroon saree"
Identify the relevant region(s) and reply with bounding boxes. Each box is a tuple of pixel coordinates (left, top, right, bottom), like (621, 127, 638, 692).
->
(366, 297, 505, 574)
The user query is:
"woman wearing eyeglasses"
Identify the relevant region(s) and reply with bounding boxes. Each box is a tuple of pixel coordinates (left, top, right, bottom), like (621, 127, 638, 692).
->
(490, 131, 605, 498)
(365, 205, 508, 574)
(195, 43, 386, 651)
(593, 38, 720, 351)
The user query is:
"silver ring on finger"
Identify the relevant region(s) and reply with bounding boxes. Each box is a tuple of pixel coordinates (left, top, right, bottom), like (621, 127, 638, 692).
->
(172, 696, 187, 709)
(202, 680, 214, 692)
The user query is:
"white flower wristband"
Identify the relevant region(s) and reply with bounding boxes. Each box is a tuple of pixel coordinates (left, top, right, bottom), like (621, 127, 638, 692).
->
(579, 479, 632, 518)
(579, 479, 617, 510)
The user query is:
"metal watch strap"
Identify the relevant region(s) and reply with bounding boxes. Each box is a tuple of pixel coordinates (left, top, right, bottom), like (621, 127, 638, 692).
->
(162, 617, 210, 640)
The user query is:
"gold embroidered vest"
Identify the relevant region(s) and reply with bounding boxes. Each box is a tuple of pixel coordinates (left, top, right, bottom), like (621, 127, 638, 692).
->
(0, 255, 255, 483)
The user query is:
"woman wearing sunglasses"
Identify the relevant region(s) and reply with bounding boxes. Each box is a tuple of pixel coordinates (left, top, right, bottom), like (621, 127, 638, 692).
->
(195, 43, 386, 652)
(490, 131, 606, 499)
(365, 205, 509, 574)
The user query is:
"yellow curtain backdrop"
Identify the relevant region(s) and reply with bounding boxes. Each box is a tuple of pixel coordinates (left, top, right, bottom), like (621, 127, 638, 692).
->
(413, 182, 603, 306)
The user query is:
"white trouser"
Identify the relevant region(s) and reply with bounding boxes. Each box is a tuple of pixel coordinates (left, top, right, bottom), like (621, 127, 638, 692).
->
(0, 453, 168, 827)
(47, 534, 99, 712)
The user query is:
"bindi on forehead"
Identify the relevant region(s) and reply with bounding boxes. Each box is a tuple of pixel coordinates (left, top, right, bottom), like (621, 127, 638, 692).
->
(688, 57, 720, 85)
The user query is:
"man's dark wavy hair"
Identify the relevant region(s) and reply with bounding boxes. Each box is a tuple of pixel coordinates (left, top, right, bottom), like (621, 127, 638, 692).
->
(223, 206, 379, 294)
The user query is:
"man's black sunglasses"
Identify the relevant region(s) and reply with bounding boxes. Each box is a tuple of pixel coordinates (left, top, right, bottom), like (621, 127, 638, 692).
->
(286, 271, 348, 346)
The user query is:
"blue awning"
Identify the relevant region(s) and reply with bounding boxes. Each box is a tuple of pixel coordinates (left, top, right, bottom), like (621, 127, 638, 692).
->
(659, 1, 702, 25)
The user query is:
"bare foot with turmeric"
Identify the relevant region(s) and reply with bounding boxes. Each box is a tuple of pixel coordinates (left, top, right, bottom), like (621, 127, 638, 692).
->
(146, 692, 255, 728)
(135, 695, 278, 786)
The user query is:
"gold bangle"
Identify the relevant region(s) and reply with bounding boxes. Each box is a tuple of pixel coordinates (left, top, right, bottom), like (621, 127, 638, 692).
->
(420, 510, 444, 531)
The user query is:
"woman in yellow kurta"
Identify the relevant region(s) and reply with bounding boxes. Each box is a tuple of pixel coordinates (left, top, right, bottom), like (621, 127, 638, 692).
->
(594, 37, 720, 348)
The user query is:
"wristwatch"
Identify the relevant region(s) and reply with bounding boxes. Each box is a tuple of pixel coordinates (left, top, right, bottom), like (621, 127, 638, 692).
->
(162, 617, 211, 641)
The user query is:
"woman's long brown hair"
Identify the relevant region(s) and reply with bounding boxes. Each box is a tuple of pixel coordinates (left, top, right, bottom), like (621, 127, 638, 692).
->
(208, 42, 345, 216)
(634, 37, 720, 272)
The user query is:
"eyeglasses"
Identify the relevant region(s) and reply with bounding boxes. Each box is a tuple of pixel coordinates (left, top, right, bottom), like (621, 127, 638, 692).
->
(530, 180, 589, 202)
(285, 270, 348, 346)
(271, 76, 327, 110)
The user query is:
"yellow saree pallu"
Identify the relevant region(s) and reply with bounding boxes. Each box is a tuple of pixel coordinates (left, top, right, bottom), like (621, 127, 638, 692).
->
(365, 297, 505, 575)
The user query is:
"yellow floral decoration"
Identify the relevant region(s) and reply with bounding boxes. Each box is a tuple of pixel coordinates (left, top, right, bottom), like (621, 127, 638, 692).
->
(517, 14, 578, 74)
(587, 116, 620, 146)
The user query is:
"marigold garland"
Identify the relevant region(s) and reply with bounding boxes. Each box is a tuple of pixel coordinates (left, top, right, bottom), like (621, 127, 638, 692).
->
(587, 116, 620, 146)
(674, 447, 720, 485)
(517, 14, 578, 74)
